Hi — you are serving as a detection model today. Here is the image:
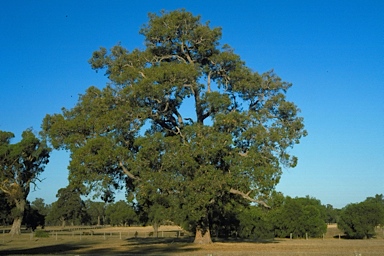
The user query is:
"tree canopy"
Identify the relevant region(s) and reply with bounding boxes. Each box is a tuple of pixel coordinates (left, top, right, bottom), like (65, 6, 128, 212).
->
(42, 9, 306, 243)
(338, 194, 384, 239)
(0, 129, 50, 235)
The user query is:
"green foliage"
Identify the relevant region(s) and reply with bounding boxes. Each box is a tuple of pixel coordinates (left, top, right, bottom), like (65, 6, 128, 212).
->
(84, 200, 106, 225)
(272, 196, 327, 238)
(42, 9, 306, 239)
(47, 186, 89, 226)
(34, 229, 49, 238)
(324, 204, 339, 224)
(0, 129, 50, 202)
(105, 200, 137, 226)
(23, 202, 45, 231)
(31, 198, 50, 217)
(0, 191, 12, 225)
(0, 130, 50, 235)
(238, 206, 274, 239)
(338, 194, 384, 239)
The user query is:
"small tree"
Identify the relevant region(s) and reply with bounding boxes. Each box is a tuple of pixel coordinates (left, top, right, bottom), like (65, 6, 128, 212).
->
(23, 202, 45, 231)
(51, 186, 89, 227)
(0, 129, 50, 235)
(105, 200, 137, 226)
(31, 198, 50, 217)
(272, 196, 326, 238)
(338, 196, 384, 239)
(84, 200, 106, 226)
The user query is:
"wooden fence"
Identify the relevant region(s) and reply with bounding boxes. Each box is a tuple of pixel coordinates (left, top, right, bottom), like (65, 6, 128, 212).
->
(1, 226, 190, 242)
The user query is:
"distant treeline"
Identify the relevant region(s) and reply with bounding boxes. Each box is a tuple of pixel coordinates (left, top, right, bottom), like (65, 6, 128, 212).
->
(2, 190, 382, 239)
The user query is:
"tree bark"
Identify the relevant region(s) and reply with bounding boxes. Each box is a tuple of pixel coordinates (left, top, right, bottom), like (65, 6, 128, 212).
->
(194, 226, 212, 244)
(9, 199, 26, 236)
(153, 221, 159, 238)
(61, 218, 66, 228)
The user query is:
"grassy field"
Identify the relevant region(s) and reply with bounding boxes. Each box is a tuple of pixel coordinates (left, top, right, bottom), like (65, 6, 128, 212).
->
(0, 225, 383, 255)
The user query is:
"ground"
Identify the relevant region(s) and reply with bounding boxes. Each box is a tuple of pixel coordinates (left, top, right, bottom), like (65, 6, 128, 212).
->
(0, 225, 383, 255)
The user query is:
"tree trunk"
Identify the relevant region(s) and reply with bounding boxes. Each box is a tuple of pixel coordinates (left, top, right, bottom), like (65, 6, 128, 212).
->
(9, 199, 26, 236)
(194, 226, 212, 244)
(153, 221, 159, 238)
(61, 218, 66, 228)
(10, 216, 23, 236)
(97, 215, 101, 226)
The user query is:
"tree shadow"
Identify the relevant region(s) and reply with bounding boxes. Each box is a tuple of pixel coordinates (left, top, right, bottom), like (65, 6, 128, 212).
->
(125, 236, 194, 245)
(212, 237, 280, 244)
(0, 243, 88, 255)
(0, 238, 200, 255)
(0, 236, 281, 255)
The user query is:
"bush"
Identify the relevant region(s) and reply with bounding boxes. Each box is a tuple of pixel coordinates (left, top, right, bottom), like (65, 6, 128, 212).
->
(338, 200, 384, 239)
(271, 196, 327, 238)
(237, 206, 274, 239)
(34, 229, 50, 238)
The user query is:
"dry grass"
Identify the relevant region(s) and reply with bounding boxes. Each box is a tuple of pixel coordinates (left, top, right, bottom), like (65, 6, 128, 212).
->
(0, 225, 383, 255)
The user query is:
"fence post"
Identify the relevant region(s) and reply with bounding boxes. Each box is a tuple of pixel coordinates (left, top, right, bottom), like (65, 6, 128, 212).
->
(290, 233, 292, 240)
(305, 233, 308, 240)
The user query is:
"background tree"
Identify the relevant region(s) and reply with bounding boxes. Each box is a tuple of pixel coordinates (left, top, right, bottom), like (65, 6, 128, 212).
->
(23, 201, 45, 231)
(271, 196, 327, 238)
(237, 205, 274, 239)
(324, 204, 339, 224)
(42, 9, 306, 243)
(0, 129, 50, 235)
(31, 198, 50, 217)
(84, 200, 106, 226)
(105, 200, 137, 226)
(48, 186, 89, 227)
(338, 195, 384, 239)
(0, 191, 13, 226)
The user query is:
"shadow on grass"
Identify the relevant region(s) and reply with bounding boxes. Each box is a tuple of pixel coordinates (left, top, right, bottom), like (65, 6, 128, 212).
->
(0, 243, 89, 255)
(0, 238, 200, 255)
(126, 236, 194, 245)
(111, 237, 201, 255)
(0, 236, 278, 255)
(212, 237, 280, 244)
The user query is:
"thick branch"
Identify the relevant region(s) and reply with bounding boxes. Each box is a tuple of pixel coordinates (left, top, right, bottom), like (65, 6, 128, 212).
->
(229, 188, 270, 208)
(119, 162, 141, 180)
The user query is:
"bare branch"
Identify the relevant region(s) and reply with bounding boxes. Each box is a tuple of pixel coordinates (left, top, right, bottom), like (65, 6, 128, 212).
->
(119, 161, 141, 180)
(181, 42, 193, 63)
(229, 188, 270, 208)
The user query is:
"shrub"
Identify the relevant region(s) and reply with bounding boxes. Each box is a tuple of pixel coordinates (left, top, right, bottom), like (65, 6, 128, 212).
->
(338, 200, 384, 239)
(34, 229, 50, 238)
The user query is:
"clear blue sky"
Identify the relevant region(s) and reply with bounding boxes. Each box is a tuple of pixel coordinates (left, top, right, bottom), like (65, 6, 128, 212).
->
(1, 1, 383, 209)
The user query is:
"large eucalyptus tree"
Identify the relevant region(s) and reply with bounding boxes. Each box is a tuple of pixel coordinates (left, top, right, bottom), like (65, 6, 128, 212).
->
(42, 10, 306, 243)
(0, 129, 50, 235)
